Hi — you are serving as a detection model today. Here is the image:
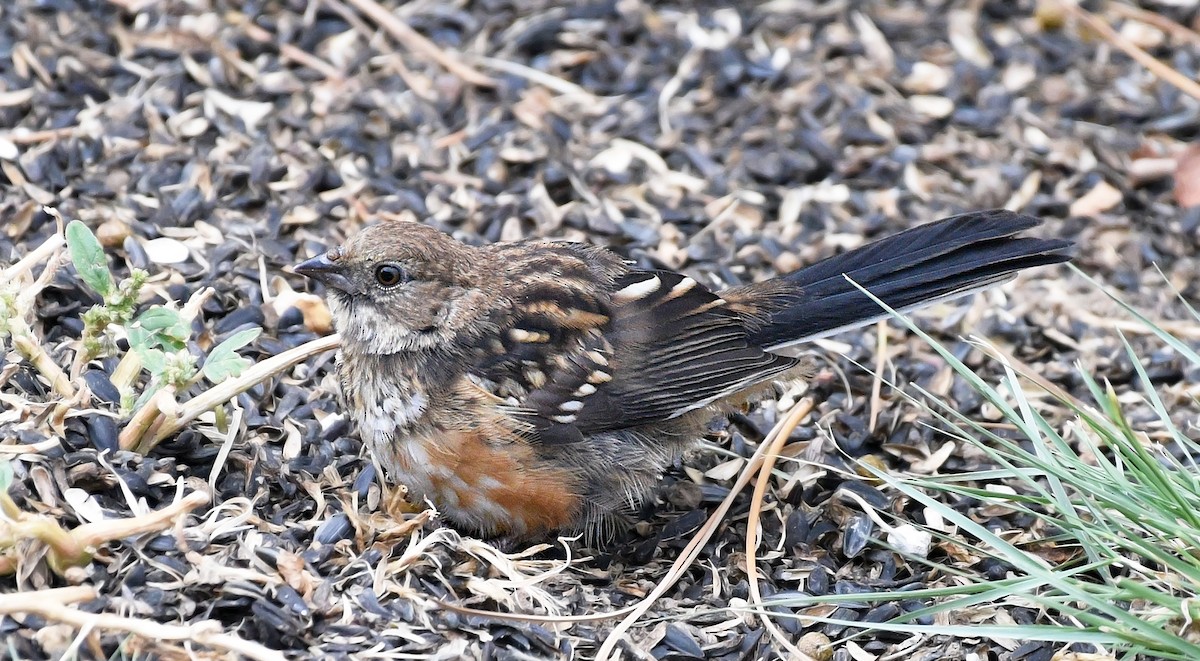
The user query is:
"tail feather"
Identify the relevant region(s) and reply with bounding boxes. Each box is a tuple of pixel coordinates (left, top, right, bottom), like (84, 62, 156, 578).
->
(751, 210, 1074, 351)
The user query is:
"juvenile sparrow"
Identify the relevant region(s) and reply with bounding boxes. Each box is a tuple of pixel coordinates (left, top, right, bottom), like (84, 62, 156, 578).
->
(295, 210, 1071, 542)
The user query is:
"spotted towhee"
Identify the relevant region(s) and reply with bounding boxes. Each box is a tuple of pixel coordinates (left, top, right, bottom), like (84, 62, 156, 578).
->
(295, 210, 1072, 542)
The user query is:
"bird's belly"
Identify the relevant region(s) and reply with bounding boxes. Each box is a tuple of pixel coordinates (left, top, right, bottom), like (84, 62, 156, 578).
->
(363, 424, 582, 539)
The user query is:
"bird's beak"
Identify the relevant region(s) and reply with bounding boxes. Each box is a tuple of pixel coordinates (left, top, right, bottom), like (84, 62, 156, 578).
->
(294, 252, 362, 295)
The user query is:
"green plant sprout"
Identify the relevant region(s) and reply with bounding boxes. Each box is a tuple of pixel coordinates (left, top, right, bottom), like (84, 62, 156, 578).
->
(64, 220, 262, 419)
(66, 220, 149, 362)
(0, 213, 338, 580)
(1, 214, 338, 454)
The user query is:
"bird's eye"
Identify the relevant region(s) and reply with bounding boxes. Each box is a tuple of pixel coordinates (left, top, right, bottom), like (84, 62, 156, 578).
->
(374, 264, 406, 287)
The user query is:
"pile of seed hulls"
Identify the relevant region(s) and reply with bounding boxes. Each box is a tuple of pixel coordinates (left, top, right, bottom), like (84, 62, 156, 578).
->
(1, 0, 1198, 659)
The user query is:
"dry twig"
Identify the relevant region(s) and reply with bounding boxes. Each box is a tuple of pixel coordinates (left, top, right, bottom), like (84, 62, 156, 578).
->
(140, 333, 341, 446)
(1109, 2, 1200, 48)
(0, 586, 282, 661)
(330, 0, 496, 88)
(0, 229, 63, 285)
(1058, 0, 1200, 102)
(239, 21, 346, 80)
(743, 398, 818, 661)
(868, 320, 888, 432)
(595, 399, 818, 661)
(1, 491, 210, 576)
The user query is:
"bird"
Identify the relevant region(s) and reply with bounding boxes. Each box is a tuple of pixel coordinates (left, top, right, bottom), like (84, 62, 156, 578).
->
(294, 209, 1072, 543)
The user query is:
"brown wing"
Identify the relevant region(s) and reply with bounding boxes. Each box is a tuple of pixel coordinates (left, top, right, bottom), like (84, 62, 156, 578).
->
(469, 243, 798, 443)
(570, 270, 800, 430)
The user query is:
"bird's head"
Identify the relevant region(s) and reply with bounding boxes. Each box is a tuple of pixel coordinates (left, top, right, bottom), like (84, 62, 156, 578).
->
(294, 222, 499, 355)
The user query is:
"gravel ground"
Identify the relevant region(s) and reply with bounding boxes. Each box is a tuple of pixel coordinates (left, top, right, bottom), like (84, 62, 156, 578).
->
(2, 0, 1199, 659)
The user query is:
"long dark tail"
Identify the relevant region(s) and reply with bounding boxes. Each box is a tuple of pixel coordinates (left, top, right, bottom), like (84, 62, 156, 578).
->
(750, 210, 1074, 352)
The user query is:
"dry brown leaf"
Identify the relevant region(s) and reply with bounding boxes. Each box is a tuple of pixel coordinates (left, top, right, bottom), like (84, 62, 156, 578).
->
(1069, 179, 1123, 217)
(1174, 144, 1200, 208)
(275, 549, 315, 597)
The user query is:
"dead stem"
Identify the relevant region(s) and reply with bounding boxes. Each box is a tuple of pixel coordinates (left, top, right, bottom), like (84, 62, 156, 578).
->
(972, 337, 1091, 411)
(239, 20, 345, 80)
(0, 491, 209, 576)
(5, 224, 74, 398)
(0, 491, 89, 574)
(1109, 2, 1200, 48)
(148, 333, 341, 445)
(0, 229, 64, 285)
(72, 491, 210, 548)
(744, 398, 817, 661)
(472, 56, 599, 100)
(1058, 0, 1200, 102)
(594, 399, 817, 661)
(119, 385, 174, 451)
(0, 436, 62, 455)
(868, 320, 888, 432)
(332, 0, 496, 88)
(0, 593, 283, 661)
(0, 585, 95, 606)
(108, 350, 142, 393)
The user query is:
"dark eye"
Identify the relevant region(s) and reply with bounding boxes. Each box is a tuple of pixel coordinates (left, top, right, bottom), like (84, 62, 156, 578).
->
(374, 264, 406, 287)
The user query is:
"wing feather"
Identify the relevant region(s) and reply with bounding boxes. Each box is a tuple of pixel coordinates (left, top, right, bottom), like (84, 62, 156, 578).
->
(469, 245, 798, 444)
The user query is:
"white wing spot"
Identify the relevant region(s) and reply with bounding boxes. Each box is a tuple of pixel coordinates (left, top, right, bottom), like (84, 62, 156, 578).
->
(551, 414, 577, 424)
(588, 370, 613, 384)
(559, 400, 584, 412)
(524, 368, 547, 389)
(509, 328, 550, 343)
(668, 277, 697, 297)
(586, 350, 610, 367)
(613, 276, 661, 303)
(574, 383, 597, 396)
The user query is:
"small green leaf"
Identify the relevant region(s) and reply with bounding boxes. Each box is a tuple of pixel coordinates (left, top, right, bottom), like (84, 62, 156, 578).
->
(65, 220, 114, 297)
(134, 307, 191, 347)
(203, 354, 251, 383)
(138, 347, 167, 375)
(136, 307, 183, 334)
(0, 460, 12, 492)
(126, 325, 150, 352)
(202, 328, 261, 383)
